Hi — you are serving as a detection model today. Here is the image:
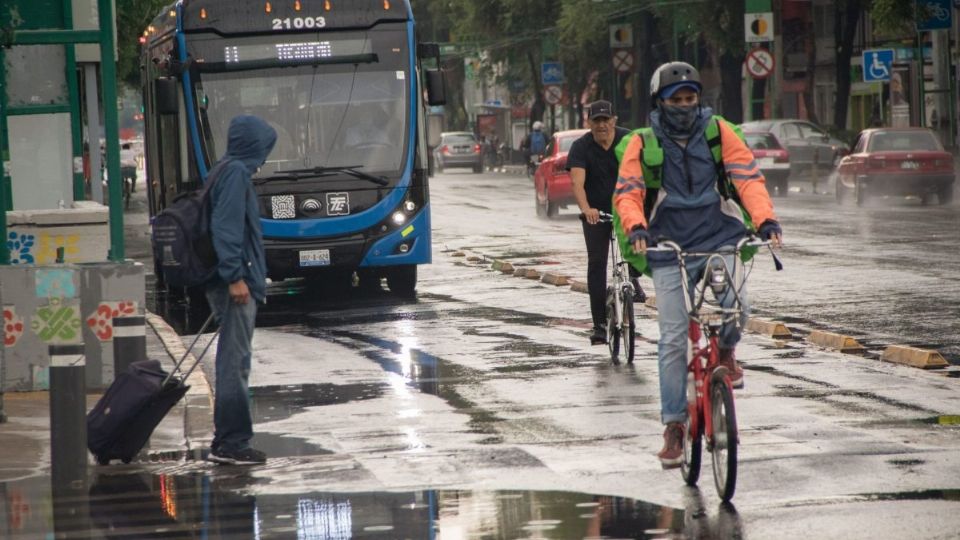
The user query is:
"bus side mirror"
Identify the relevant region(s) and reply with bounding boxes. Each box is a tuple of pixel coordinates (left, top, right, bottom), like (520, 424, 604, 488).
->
(155, 78, 179, 115)
(426, 69, 446, 106)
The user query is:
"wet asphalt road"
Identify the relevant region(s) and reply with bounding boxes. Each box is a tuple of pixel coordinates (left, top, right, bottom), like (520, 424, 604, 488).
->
(4, 168, 960, 538)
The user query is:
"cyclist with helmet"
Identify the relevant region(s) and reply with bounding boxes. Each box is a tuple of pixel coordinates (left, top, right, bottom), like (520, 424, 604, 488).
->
(613, 61, 783, 468)
(521, 121, 548, 169)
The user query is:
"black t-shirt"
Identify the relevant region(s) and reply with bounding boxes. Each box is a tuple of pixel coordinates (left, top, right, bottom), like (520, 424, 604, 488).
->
(566, 127, 630, 212)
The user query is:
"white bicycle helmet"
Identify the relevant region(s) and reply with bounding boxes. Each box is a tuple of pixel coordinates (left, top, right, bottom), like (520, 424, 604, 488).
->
(532, 121, 544, 130)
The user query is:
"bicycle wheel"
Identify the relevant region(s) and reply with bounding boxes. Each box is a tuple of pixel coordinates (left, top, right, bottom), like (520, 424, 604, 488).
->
(606, 287, 621, 364)
(622, 291, 635, 364)
(710, 375, 738, 501)
(681, 377, 702, 485)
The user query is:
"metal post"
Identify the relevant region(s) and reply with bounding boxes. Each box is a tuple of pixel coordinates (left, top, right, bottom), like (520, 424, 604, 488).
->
(49, 343, 87, 489)
(113, 314, 146, 376)
(810, 148, 819, 194)
(0, 45, 10, 264)
(85, 64, 104, 204)
(98, 0, 124, 261)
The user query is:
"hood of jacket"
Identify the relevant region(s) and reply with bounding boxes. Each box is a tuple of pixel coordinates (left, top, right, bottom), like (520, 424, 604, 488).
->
(225, 115, 278, 174)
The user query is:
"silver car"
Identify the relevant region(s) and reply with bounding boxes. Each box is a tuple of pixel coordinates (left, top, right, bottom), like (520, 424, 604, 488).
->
(433, 132, 483, 173)
(740, 119, 849, 174)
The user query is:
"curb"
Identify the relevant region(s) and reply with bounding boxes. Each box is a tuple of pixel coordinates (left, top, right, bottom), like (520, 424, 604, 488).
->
(145, 311, 215, 449)
(881, 345, 949, 369)
(806, 329, 866, 354)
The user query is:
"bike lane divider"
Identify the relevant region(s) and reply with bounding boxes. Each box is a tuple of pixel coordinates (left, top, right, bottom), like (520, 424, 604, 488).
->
(806, 329, 867, 354)
(745, 318, 792, 339)
(880, 345, 949, 369)
(540, 272, 569, 286)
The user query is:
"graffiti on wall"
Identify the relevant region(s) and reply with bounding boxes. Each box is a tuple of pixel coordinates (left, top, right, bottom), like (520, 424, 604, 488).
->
(4, 306, 25, 347)
(30, 298, 81, 344)
(35, 268, 78, 298)
(6, 231, 81, 265)
(86, 301, 138, 341)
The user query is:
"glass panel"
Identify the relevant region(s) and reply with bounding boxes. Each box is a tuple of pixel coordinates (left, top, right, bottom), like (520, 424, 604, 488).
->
(5, 45, 68, 106)
(8, 114, 74, 210)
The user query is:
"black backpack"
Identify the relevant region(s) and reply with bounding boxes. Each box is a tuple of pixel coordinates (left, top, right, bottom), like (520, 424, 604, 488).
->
(151, 161, 229, 288)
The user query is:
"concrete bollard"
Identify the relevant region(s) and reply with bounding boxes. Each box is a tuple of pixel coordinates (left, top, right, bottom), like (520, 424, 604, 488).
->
(49, 343, 87, 490)
(113, 314, 146, 376)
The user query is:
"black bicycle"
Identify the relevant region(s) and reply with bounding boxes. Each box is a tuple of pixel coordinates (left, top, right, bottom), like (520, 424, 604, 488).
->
(596, 211, 636, 364)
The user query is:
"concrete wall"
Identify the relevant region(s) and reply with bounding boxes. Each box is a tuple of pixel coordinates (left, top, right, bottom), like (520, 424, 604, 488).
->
(1, 262, 144, 391)
(6, 202, 109, 264)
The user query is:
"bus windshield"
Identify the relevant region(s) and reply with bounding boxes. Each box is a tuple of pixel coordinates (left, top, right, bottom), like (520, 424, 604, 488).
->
(187, 24, 410, 177)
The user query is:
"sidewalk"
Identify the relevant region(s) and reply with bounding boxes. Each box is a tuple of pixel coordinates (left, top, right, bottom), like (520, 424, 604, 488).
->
(0, 312, 214, 482)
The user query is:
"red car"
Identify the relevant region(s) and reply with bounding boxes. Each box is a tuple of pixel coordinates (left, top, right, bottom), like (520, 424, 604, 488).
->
(836, 127, 954, 206)
(534, 129, 588, 218)
(743, 131, 791, 197)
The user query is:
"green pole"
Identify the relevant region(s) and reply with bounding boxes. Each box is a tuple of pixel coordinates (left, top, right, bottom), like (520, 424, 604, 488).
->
(0, 46, 9, 265)
(63, 0, 85, 202)
(98, 0, 124, 261)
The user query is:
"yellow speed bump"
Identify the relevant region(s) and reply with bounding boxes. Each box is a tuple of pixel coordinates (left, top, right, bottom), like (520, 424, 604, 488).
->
(492, 260, 514, 274)
(746, 318, 792, 338)
(644, 294, 657, 309)
(541, 272, 569, 286)
(880, 345, 949, 370)
(807, 330, 866, 354)
(570, 280, 588, 293)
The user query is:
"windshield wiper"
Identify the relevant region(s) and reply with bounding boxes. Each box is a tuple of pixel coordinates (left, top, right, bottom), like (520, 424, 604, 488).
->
(274, 165, 389, 186)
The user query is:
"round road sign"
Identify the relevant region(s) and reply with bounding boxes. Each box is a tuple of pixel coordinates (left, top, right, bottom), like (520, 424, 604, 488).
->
(544, 85, 563, 105)
(745, 48, 774, 79)
(612, 49, 635, 73)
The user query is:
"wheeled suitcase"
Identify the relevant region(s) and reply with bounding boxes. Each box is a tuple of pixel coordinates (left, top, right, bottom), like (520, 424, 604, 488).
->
(87, 314, 218, 465)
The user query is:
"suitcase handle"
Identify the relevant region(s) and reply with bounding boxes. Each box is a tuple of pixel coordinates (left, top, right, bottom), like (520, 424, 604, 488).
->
(162, 312, 220, 387)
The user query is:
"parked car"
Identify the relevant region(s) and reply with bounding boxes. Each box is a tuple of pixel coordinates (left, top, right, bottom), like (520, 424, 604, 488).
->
(533, 129, 589, 218)
(739, 119, 849, 175)
(433, 132, 483, 173)
(835, 127, 954, 206)
(743, 131, 791, 196)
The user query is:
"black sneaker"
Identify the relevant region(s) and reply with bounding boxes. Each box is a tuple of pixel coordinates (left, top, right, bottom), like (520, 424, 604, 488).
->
(631, 279, 647, 303)
(207, 446, 267, 465)
(590, 326, 607, 345)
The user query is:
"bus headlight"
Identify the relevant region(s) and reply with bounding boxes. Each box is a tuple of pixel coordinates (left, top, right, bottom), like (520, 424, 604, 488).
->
(404, 200, 416, 213)
(392, 212, 407, 225)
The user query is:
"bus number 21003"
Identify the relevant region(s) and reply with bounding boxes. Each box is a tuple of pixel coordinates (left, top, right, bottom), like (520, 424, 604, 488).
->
(272, 17, 326, 30)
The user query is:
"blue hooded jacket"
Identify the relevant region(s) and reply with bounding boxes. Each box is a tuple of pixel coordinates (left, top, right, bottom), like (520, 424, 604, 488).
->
(208, 115, 276, 302)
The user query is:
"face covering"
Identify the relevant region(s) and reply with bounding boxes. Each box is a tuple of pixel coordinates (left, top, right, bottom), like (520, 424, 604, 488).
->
(660, 104, 700, 137)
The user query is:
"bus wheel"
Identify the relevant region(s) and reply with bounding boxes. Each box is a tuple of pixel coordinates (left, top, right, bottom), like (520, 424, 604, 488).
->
(387, 266, 417, 298)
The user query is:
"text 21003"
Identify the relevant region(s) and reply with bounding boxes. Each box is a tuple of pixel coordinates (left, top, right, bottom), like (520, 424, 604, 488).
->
(272, 17, 327, 30)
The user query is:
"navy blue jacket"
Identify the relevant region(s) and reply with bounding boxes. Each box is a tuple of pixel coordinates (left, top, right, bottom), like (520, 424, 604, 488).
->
(209, 115, 276, 302)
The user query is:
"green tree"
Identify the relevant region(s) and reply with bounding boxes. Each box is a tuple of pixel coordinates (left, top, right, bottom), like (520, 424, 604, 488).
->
(116, 0, 168, 89)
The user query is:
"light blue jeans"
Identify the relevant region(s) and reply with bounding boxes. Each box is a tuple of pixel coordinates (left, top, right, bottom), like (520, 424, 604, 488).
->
(651, 250, 749, 425)
(205, 283, 258, 453)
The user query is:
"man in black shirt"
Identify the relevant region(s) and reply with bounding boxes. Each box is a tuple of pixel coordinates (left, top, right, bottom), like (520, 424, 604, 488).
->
(568, 100, 644, 345)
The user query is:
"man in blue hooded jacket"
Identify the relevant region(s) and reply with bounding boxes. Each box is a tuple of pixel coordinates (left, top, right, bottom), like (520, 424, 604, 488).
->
(206, 115, 276, 465)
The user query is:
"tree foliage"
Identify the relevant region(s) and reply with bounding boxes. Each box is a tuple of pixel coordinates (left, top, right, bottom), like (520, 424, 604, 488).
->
(116, 0, 169, 88)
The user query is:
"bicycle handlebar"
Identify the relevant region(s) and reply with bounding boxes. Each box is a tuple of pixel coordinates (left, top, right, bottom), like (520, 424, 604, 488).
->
(579, 211, 614, 223)
(647, 235, 784, 271)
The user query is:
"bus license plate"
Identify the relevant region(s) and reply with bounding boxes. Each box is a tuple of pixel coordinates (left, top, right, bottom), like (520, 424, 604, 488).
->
(299, 249, 330, 267)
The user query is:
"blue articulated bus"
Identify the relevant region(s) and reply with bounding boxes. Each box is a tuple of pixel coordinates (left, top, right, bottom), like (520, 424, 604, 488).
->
(141, 0, 445, 296)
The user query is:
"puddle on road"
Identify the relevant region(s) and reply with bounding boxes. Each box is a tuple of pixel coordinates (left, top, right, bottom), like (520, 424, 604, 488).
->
(0, 471, 747, 539)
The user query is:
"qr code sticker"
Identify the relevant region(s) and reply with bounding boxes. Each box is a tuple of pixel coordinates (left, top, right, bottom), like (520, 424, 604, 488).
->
(271, 195, 296, 219)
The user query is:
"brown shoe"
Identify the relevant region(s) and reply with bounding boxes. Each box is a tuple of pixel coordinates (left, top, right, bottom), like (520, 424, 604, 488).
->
(657, 422, 684, 469)
(719, 348, 744, 389)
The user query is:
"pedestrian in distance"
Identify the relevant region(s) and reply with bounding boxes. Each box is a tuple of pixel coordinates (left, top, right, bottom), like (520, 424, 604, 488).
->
(569, 100, 646, 345)
(205, 115, 277, 466)
(614, 61, 783, 469)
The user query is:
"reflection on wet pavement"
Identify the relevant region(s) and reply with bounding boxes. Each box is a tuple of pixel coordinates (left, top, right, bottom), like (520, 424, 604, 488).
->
(2, 470, 752, 538)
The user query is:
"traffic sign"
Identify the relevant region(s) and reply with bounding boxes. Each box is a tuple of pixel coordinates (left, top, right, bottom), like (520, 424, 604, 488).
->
(541, 62, 564, 85)
(917, 0, 951, 30)
(609, 24, 633, 48)
(544, 85, 563, 106)
(744, 12, 774, 42)
(863, 49, 894, 83)
(612, 50, 635, 73)
(745, 47, 774, 79)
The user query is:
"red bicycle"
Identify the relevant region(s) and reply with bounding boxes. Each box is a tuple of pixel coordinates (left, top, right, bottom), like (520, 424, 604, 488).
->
(649, 236, 782, 501)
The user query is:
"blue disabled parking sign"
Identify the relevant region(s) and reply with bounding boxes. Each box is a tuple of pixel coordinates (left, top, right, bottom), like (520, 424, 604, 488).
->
(863, 49, 893, 83)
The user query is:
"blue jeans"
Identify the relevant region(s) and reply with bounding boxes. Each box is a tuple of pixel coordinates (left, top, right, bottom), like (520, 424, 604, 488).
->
(205, 283, 258, 452)
(651, 250, 749, 425)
